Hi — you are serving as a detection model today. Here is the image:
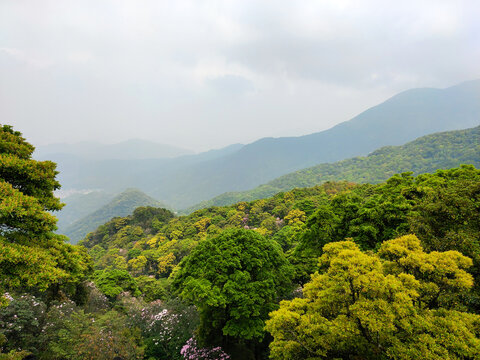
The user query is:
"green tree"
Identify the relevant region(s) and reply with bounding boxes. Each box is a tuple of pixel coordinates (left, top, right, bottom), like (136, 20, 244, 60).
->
(266, 235, 480, 360)
(291, 182, 413, 284)
(407, 166, 480, 308)
(135, 276, 166, 302)
(94, 269, 140, 299)
(172, 229, 293, 359)
(0, 125, 91, 300)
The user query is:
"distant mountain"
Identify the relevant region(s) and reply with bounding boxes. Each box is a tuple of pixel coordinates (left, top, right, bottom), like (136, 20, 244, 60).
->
(49, 80, 480, 209)
(185, 126, 480, 212)
(186, 143, 245, 162)
(56, 191, 115, 233)
(45, 143, 245, 196)
(148, 80, 480, 208)
(61, 188, 163, 243)
(35, 139, 194, 160)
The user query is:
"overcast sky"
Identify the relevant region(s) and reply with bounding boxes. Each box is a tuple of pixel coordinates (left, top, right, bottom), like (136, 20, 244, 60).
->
(1, 0, 479, 151)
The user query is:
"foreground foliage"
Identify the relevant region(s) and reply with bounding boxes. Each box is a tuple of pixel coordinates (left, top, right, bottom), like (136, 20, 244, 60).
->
(1, 124, 479, 359)
(0, 124, 91, 301)
(75, 164, 479, 359)
(266, 236, 480, 360)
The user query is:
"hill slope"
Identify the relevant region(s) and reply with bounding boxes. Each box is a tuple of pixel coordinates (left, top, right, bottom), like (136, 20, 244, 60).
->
(156, 80, 480, 208)
(56, 191, 115, 232)
(62, 188, 163, 243)
(186, 125, 480, 211)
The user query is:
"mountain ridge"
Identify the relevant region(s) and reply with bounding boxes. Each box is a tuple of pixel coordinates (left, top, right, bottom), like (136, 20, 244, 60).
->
(148, 80, 480, 207)
(184, 125, 480, 212)
(49, 80, 480, 209)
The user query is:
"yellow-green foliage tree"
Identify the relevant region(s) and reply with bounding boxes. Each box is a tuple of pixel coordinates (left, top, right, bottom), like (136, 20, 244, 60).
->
(0, 125, 91, 301)
(266, 235, 480, 360)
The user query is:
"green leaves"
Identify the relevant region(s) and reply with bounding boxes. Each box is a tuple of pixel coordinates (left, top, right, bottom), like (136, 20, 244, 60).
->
(0, 125, 91, 296)
(266, 236, 480, 360)
(379, 235, 474, 309)
(0, 180, 57, 236)
(0, 125, 35, 159)
(93, 269, 140, 299)
(173, 229, 293, 346)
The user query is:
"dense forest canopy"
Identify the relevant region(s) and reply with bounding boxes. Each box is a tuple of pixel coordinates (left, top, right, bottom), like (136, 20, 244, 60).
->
(267, 236, 480, 359)
(79, 163, 480, 359)
(1, 125, 479, 360)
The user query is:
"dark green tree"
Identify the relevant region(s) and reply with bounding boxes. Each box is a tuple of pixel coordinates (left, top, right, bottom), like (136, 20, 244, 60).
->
(407, 165, 480, 310)
(172, 229, 293, 359)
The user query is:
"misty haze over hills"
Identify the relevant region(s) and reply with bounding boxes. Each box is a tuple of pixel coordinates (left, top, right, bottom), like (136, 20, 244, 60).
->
(35, 139, 194, 160)
(56, 124, 480, 242)
(47, 80, 480, 210)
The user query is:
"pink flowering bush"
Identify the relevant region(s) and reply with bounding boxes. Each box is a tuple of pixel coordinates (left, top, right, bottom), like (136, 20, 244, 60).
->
(118, 294, 198, 360)
(180, 338, 230, 360)
(0, 294, 47, 354)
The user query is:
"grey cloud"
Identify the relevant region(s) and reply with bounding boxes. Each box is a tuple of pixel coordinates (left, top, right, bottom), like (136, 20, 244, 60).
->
(206, 75, 254, 96)
(0, 0, 479, 150)
(223, 2, 480, 88)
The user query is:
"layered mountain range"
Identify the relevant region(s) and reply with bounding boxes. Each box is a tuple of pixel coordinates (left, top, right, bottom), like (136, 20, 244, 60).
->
(44, 80, 480, 210)
(48, 80, 480, 241)
(187, 125, 480, 211)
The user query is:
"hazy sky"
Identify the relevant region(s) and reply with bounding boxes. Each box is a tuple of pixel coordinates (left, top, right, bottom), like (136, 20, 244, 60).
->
(1, 0, 479, 151)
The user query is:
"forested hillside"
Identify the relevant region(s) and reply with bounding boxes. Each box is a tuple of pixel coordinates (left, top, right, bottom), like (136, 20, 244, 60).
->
(3, 1, 480, 358)
(188, 125, 480, 211)
(48, 80, 480, 209)
(2, 124, 480, 360)
(62, 188, 164, 244)
(76, 165, 480, 359)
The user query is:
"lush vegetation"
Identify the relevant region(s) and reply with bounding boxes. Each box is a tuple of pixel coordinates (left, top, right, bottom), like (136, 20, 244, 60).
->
(0, 125, 91, 296)
(0, 125, 92, 359)
(187, 125, 480, 211)
(79, 164, 479, 359)
(267, 236, 480, 359)
(172, 229, 293, 359)
(2, 124, 480, 360)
